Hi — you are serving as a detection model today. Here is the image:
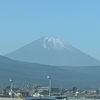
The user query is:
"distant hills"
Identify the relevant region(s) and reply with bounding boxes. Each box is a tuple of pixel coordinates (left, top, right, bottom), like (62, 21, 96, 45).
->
(2, 36, 100, 88)
(5, 36, 100, 66)
(1, 55, 100, 88)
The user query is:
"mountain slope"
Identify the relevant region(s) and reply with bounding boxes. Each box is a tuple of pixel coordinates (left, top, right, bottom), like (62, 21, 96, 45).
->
(5, 36, 100, 66)
(1, 55, 100, 88)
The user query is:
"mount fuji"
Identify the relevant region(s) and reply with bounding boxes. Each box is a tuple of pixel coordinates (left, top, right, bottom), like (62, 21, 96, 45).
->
(5, 36, 100, 66)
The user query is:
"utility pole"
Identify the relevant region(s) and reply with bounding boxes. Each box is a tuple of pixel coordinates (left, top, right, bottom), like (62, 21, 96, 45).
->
(9, 78, 13, 98)
(47, 76, 51, 97)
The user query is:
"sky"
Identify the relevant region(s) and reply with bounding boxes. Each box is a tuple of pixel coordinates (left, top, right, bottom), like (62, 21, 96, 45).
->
(0, 0, 100, 61)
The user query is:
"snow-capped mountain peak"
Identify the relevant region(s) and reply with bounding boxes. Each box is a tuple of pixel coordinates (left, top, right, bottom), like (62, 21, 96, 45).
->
(37, 36, 72, 50)
(5, 36, 100, 66)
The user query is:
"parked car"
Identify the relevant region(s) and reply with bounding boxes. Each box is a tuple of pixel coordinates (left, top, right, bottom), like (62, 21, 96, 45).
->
(53, 95, 68, 100)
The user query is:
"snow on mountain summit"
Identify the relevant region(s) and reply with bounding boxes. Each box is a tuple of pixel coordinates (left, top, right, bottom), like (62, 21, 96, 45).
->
(5, 36, 100, 66)
(37, 36, 73, 51)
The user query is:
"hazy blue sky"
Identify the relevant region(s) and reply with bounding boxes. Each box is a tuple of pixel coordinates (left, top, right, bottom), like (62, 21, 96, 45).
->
(0, 0, 100, 60)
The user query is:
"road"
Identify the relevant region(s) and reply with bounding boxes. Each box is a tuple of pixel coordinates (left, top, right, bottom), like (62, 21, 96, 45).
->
(0, 98, 22, 100)
(1, 98, 100, 100)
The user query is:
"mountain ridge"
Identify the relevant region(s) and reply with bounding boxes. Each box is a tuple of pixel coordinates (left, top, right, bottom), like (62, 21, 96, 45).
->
(5, 36, 100, 66)
(1, 55, 100, 88)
